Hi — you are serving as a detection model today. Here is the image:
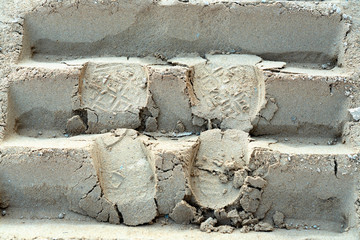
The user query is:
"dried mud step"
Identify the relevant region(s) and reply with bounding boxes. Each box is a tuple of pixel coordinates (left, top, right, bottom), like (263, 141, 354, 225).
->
(0, 130, 358, 237)
(251, 70, 351, 138)
(22, 1, 348, 64)
(249, 139, 359, 233)
(9, 55, 353, 140)
(10, 55, 265, 137)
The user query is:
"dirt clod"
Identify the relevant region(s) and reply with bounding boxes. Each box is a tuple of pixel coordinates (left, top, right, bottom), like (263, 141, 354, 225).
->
(244, 176, 267, 189)
(239, 186, 261, 213)
(169, 201, 196, 224)
(273, 211, 285, 226)
(66, 115, 86, 135)
(233, 169, 248, 189)
(254, 222, 274, 232)
(217, 225, 235, 234)
(200, 217, 217, 233)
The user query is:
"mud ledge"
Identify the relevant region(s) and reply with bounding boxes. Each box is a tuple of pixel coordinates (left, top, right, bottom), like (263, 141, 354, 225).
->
(22, 2, 348, 64)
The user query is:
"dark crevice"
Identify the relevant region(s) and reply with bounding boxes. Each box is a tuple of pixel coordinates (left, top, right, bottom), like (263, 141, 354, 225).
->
(81, 183, 97, 200)
(334, 159, 338, 178)
(154, 198, 159, 210)
(115, 204, 124, 224)
(329, 83, 334, 95)
(136, 107, 153, 132)
(96, 205, 105, 217)
(74, 161, 84, 172)
(206, 118, 222, 130)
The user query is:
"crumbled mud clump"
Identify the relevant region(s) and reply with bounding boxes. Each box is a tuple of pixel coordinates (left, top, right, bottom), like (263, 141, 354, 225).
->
(66, 115, 87, 135)
(169, 201, 197, 224)
(273, 211, 285, 227)
(254, 222, 274, 232)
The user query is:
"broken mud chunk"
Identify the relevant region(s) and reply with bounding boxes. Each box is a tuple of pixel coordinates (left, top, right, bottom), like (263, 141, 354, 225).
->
(175, 120, 186, 133)
(219, 173, 228, 184)
(256, 60, 286, 70)
(233, 169, 248, 188)
(217, 225, 235, 234)
(66, 115, 86, 135)
(192, 115, 206, 127)
(169, 200, 196, 224)
(223, 160, 239, 172)
(94, 131, 157, 226)
(227, 209, 239, 219)
(240, 225, 253, 233)
(239, 186, 261, 213)
(78, 185, 103, 218)
(349, 107, 360, 121)
(227, 209, 241, 225)
(214, 208, 227, 221)
(254, 222, 274, 232)
(259, 97, 278, 122)
(191, 209, 205, 224)
(273, 211, 285, 226)
(242, 218, 259, 226)
(142, 136, 199, 215)
(145, 117, 158, 132)
(200, 217, 217, 233)
(244, 176, 267, 189)
(191, 129, 249, 209)
(238, 211, 252, 221)
(99, 199, 121, 224)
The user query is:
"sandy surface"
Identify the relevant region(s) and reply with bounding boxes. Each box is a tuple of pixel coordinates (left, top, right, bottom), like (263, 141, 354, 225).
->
(0, 218, 354, 240)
